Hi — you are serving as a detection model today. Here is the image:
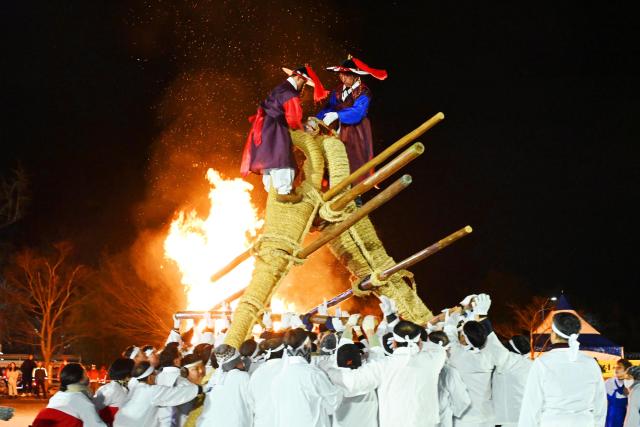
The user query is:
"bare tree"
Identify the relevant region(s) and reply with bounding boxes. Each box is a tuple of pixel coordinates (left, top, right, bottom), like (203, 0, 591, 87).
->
(7, 242, 88, 369)
(94, 256, 179, 347)
(507, 296, 555, 358)
(0, 166, 29, 229)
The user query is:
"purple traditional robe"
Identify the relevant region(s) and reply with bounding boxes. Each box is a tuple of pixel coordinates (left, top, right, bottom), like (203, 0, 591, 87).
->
(241, 81, 303, 176)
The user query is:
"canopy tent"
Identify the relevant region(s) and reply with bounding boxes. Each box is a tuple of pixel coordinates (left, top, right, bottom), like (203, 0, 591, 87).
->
(533, 295, 623, 361)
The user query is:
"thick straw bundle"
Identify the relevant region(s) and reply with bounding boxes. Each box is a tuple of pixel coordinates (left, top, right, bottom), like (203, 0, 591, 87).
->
(225, 131, 431, 347)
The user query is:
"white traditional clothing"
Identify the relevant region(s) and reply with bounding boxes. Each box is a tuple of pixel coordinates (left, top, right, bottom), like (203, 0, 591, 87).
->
(332, 381, 378, 427)
(93, 381, 129, 424)
(484, 333, 532, 427)
(113, 380, 198, 427)
(38, 390, 107, 427)
(249, 358, 284, 427)
(262, 167, 295, 195)
(518, 345, 607, 427)
(327, 345, 446, 427)
(435, 363, 471, 427)
(271, 355, 343, 427)
(447, 340, 495, 427)
(155, 367, 193, 427)
(624, 382, 640, 427)
(197, 368, 252, 427)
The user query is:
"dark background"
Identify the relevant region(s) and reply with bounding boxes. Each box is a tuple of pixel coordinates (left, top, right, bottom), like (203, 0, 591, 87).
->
(2, 2, 638, 350)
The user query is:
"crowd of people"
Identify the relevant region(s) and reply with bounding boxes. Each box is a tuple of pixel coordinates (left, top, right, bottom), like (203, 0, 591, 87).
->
(21, 293, 639, 427)
(13, 58, 640, 427)
(1, 357, 109, 400)
(0, 356, 52, 399)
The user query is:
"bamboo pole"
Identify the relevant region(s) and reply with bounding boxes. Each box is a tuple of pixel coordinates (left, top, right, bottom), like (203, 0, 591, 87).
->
(210, 114, 441, 284)
(329, 143, 425, 211)
(427, 306, 463, 325)
(304, 226, 473, 316)
(362, 225, 473, 287)
(322, 112, 444, 201)
(298, 175, 412, 259)
(210, 249, 252, 283)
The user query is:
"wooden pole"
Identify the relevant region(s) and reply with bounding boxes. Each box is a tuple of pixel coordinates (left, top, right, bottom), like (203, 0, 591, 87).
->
(210, 249, 252, 282)
(330, 143, 425, 211)
(375, 226, 473, 281)
(298, 175, 412, 259)
(323, 112, 444, 201)
(210, 114, 442, 283)
(427, 305, 463, 325)
(304, 226, 473, 315)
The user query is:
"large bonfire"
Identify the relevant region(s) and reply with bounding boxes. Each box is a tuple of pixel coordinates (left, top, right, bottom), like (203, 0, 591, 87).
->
(163, 168, 262, 311)
(163, 168, 297, 331)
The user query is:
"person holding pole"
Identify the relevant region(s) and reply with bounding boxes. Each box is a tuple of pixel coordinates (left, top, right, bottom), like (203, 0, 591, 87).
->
(241, 65, 328, 203)
(316, 55, 387, 188)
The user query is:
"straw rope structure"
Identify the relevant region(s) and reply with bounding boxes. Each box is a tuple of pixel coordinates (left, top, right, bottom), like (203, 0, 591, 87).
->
(224, 130, 432, 347)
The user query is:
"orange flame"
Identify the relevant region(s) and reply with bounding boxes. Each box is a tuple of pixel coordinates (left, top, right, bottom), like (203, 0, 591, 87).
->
(164, 169, 263, 310)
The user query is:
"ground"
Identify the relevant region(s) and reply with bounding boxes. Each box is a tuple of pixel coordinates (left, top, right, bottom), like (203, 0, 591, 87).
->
(0, 398, 45, 426)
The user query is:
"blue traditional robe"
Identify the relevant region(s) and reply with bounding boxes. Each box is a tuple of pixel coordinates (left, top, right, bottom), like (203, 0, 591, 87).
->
(317, 82, 373, 182)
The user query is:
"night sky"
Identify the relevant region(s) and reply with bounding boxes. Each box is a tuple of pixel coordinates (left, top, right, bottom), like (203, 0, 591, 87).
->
(2, 2, 639, 349)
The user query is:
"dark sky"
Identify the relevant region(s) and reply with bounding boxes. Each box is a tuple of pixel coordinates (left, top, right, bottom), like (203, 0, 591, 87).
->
(2, 2, 639, 349)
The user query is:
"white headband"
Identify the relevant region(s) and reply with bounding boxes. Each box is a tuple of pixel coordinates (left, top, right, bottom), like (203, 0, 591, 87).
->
(551, 322, 580, 361)
(460, 328, 480, 353)
(129, 346, 140, 360)
(183, 360, 203, 370)
(264, 343, 285, 360)
(392, 332, 421, 350)
(508, 339, 522, 355)
(287, 336, 311, 355)
(144, 348, 155, 358)
(133, 365, 154, 380)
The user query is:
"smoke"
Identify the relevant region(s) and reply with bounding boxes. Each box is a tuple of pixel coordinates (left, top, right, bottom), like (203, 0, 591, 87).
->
(118, 1, 363, 312)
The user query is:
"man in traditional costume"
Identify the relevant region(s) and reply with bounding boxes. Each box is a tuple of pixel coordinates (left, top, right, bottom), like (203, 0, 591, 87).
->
(248, 335, 286, 427)
(326, 319, 446, 427)
(113, 362, 200, 427)
(197, 345, 252, 427)
(241, 65, 328, 203)
(33, 363, 107, 427)
(316, 56, 387, 184)
(93, 358, 135, 426)
(270, 328, 343, 426)
(518, 312, 607, 427)
(442, 294, 495, 427)
(487, 334, 532, 427)
(427, 331, 471, 427)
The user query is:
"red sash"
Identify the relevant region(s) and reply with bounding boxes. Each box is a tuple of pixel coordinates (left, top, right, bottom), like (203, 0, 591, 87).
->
(240, 107, 265, 176)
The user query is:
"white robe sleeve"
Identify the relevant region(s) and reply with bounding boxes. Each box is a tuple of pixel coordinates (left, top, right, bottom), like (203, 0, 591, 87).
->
(327, 360, 384, 396)
(151, 383, 198, 407)
(445, 365, 471, 417)
(312, 369, 344, 415)
(591, 362, 607, 427)
(240, 371, 253, 412)
(75, 394, 108, 427)
(486, 332, 528, 371)
(518, 359, 544, 427)
(367, 346, 386, 362)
